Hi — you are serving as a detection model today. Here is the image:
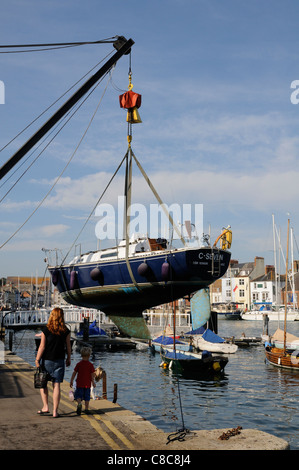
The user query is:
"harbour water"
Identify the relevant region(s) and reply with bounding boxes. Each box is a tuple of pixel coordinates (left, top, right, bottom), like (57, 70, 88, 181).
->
(6, 319, 299, 450)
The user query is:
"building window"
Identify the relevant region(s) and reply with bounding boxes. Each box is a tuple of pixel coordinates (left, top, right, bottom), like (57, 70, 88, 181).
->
(239, 289, 245, 297)
(239, 279, 244, 286)
(226, 290, 231, 298)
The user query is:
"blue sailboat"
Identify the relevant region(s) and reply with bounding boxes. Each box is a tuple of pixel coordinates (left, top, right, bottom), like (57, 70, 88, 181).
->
(158, 289, 229, 374)
(46, 69, 232, 340)
(48, 237, 231, 339)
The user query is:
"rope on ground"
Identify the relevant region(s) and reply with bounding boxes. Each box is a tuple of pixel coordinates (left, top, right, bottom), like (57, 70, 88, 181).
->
(166, 427, 190, 445)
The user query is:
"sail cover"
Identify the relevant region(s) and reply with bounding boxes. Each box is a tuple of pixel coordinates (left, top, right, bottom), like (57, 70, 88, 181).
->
(202, 328, 224, 344)
(153, 335, 183, 345)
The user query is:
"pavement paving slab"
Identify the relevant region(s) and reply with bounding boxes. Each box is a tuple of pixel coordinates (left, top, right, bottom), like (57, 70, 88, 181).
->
(0, 351, 290, 452)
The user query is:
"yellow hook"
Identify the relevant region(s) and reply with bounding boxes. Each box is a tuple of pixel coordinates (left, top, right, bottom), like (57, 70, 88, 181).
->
(128, 73, 133, 90)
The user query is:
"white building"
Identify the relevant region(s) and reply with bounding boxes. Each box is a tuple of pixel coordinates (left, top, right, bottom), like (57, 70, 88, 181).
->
(250, 269, 285, 310)
(221, 257, 265, 310)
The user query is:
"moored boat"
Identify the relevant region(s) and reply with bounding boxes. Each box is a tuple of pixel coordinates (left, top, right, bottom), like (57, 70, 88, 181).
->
(47, 234, 231, 340)
(264, 219, 299, 371)
(242, 309, 299, 321)
(75, 320, 108, 339)
(269, 328, 299, 351)
(159, 346, 228, 375)
(192, 328, 238, 354)
(265, 346, 299, 370)
(212, 302, 242, 320)
(0, 36, 232, 340)
(151, 335, 191, 353)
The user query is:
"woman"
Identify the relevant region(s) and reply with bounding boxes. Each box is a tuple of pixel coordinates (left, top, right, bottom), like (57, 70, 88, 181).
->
(35, 307, 71, 418)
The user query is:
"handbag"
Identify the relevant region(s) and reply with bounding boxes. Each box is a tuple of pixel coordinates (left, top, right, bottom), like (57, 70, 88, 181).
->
(34, 366, 49, 389)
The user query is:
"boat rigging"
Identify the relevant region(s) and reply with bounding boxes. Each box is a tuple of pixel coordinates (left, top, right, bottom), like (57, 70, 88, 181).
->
(0, 37, 232, 339)
(0, 36, 134, 180)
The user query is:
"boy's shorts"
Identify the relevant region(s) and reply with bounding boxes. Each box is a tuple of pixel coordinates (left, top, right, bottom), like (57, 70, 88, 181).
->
(74, 387, 91, 401)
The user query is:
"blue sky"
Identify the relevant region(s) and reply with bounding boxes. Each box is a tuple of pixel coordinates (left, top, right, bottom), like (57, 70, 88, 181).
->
(0, 0, 299, 277)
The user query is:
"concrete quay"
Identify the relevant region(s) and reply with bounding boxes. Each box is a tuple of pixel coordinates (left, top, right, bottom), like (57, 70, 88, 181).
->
(0, 351, 290, 452)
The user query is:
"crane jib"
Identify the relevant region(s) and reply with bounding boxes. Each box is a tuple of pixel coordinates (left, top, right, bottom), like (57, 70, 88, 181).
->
(0, 37, 134, 180)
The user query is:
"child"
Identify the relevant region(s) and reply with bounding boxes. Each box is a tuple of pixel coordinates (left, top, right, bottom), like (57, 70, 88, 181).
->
(70, 347, 96, 415)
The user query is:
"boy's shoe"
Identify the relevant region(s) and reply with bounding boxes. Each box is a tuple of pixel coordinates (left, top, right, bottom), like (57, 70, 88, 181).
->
(76, 403, 82, 415)
(85, 409, 90, 414)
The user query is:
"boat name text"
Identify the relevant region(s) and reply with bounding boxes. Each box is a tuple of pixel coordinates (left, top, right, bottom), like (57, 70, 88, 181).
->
(198, 252, 224, 260)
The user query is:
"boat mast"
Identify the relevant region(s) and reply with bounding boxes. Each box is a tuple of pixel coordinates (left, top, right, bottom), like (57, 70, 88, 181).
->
(272, 214, 278, 312)
(283, 218, 290, 355)
(291, 226, 296, 309)
(0, 37, 134, 180)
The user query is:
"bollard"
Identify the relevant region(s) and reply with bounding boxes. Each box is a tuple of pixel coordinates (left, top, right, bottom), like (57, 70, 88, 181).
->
(9, 331, 13, 351)
(82, 317, 89, 342)
(0, 327, 5, 341)
(263, 313, 269, 336)
(102, 370, 107, 399)
(113, 383, 118, 403)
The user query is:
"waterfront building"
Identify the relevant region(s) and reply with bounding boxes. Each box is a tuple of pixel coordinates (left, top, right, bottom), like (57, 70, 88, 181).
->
(0, 276, 51, 309)
(220, 257, 264, 310)
(209, 279, 222, 304)
(249, 266, 285, 310)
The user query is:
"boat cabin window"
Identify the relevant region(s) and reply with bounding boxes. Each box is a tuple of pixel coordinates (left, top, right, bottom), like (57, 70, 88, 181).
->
(100, 251, 117, 258)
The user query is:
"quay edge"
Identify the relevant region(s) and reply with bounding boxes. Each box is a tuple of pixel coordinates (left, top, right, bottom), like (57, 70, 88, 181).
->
(0, 351, 290, 451)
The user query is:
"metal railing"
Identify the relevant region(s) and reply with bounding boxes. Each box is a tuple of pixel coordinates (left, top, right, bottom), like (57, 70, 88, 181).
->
(1, 307, 105, 327)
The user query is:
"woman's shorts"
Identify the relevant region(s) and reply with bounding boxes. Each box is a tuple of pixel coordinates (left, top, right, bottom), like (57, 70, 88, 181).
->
(74, 387, 91, 402)
(43, 359, 65, 383)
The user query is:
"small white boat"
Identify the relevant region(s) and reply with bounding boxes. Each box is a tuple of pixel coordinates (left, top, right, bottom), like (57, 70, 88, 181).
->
(241, 309, 299, 321)
(192, 329, 238, 354)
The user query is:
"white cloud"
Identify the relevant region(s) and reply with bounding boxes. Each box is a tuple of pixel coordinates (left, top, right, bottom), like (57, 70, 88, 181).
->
(38, 224, 69, 238)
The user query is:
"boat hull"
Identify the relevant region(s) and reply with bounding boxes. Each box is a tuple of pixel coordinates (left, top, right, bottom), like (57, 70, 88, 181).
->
(265, 347, 299, 370)
(220, 312, 242, 320)
(160, 347, 228, 375)
(241, 312, 299, 321)
(48, 246, 230, 338)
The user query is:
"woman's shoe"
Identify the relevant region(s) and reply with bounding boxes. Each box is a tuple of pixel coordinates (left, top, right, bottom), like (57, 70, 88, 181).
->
(37, 410, 50, 415)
